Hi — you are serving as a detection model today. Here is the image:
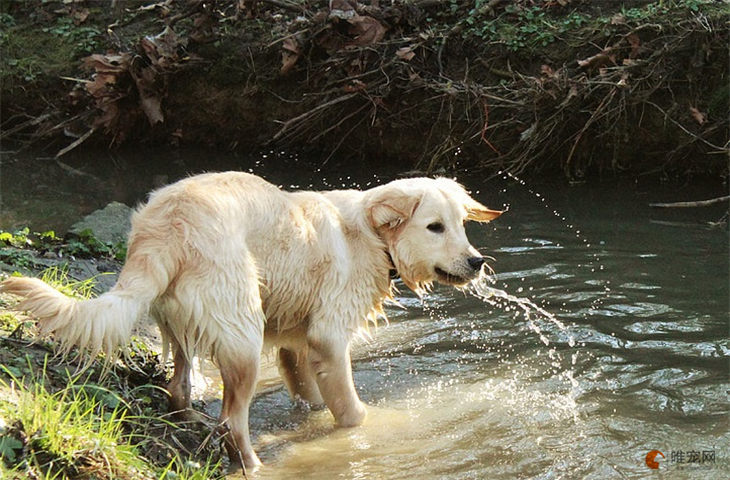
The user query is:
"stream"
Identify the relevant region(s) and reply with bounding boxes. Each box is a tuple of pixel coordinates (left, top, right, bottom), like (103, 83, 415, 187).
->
(1, 150, 728, 479)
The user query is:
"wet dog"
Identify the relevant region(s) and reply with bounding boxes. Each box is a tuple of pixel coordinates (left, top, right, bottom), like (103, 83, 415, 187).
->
(1, 172, 502, 469)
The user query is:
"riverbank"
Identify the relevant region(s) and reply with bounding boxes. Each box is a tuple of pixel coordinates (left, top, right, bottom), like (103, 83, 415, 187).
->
(2, 0, 728, 180)
(0, 203, 230, 478)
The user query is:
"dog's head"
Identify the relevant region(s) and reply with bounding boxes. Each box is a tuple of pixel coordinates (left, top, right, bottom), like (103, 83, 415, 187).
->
(366, 177, 502, 294)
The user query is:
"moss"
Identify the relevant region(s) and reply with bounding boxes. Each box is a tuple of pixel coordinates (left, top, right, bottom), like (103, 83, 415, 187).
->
(0, 25, 75, 91)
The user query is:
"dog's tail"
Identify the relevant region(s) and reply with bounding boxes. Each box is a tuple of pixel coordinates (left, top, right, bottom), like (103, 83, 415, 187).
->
(1, 236, 176, 358)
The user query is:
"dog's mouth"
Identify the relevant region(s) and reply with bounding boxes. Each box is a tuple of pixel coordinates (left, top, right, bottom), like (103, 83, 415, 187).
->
(434, 267, 472, 286)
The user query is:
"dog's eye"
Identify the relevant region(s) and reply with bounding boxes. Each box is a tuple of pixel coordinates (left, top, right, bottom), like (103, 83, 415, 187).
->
(427, 222, 445, 233)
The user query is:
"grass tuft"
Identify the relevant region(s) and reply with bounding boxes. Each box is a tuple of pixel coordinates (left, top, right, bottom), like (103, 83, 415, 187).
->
(0, 360, 151, 479)
(0, 356, 226, 480)
(39, 266, 99, 300)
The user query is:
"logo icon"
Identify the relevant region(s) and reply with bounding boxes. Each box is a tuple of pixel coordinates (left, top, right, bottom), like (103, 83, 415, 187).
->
(646, 450, 665, 469)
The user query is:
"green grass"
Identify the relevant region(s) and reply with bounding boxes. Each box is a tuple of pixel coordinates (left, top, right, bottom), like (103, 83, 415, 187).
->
(39, 266, 99, 300)
(0, 362, 151, 479)
(0, 360, 224, 480)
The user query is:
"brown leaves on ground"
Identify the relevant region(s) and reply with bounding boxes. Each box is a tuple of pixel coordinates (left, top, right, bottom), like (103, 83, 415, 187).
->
(689, 106, 706, 125)
(281, 37, 301, 75)
(82, 53, 134, 140)
(346, 15, 386, 47)
(81, 26, 189, 143)
(280, 0, 389, 74)
(395, 46, 415, 61)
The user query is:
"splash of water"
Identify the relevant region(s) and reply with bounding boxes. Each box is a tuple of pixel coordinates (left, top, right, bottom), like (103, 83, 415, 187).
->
(468, 276, 576, 348)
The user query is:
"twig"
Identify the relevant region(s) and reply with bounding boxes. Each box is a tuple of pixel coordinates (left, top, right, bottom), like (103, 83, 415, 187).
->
(650, 195, 730, 208)
(168, 0, 204, 27)
(479, 97, 500, 154)
(565, 88, 616, 170)
(0, 113, 53, 140)
(55, 128, 96, 158)
(260, 0, 305, 14)
(272, 93, 357, 141)
(645, 101, 727, 151)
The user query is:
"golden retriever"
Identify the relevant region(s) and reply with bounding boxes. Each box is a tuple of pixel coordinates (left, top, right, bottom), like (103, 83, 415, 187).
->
(0, 172, 502, 470)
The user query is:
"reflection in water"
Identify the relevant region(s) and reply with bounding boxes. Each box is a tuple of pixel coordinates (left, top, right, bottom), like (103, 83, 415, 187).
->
(2, 152, 728, 478)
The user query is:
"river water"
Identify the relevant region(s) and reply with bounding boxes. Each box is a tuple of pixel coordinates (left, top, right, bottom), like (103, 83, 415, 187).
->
(1, 151, 728, 479)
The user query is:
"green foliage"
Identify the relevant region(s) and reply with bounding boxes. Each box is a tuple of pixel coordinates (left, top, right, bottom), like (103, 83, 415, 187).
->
(0, 21, 76, 85)
(0, 228, 30, 248)
(459, 0, 721, 52)
(616, 0, 716, 22)
(0, 227, 127, 268)
(0, 436, 23, 463)
(0, 250, 33, 269)
(462, 2, 592, 51)
(0, 360, 224, 480)
(42, 16, 101, 57)
(0, 363, 150, 479)
(64, 228, 127, 261)
(0, 313, 21, 332)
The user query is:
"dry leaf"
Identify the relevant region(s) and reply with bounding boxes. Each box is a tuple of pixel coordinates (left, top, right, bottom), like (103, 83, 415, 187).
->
(130, 65, 165, 125)
(72, 8, 89, 25)
(330, 0, 358, 20)
(617, 71, 630, 88)
(610, 14, 626, 25)
(347, 15, 386, 47)
(540, 64, 557, 78)
(280, 37, 301, 75)
(689, 106, 706, 125)
(578, 49, 614, 69)
(140, 96, 164, 125)
(142, 26, 181, 67)
(396, 46, 415, 61)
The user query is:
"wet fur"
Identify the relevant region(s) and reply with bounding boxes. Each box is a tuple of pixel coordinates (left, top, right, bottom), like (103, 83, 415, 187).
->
(0, 172, 501, 469)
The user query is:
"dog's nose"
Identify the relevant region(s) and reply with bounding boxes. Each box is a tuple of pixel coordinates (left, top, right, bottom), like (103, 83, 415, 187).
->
(467, 256, 485, 271)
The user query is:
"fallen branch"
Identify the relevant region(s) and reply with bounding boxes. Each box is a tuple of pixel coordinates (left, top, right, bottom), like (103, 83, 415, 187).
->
(0, 113, 53, 140)
(650, 195, 730, 208)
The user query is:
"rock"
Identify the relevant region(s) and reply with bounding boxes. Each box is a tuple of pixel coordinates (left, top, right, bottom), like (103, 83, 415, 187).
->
(70, 201, 133, 245)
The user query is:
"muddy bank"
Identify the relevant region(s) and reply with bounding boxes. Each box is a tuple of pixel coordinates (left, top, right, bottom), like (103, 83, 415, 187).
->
(1, 0, 728, 180)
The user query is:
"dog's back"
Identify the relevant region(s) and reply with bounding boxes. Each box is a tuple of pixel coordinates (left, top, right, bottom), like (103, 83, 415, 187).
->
(1, 171, 501, 470)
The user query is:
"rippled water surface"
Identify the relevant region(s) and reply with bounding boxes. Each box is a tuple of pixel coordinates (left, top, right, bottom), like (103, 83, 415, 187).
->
(1, 151, 728, 479)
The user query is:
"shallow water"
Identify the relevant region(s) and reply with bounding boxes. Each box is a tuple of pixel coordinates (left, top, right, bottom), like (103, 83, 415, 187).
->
(1, 151, 728, 478)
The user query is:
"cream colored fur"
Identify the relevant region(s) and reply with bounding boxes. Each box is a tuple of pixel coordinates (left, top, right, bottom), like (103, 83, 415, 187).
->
(0, 172, 501, 470)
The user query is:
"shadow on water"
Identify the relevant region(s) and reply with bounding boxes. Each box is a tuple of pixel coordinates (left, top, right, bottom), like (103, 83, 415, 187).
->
(1, 151, 728, 478)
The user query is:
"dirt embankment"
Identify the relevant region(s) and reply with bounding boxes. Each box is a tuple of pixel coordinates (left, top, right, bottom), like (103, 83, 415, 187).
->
(1, 0, 728, 179)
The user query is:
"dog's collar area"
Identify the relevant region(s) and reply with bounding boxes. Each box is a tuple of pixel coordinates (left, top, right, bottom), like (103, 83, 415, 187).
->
(386, 251, 399, 279)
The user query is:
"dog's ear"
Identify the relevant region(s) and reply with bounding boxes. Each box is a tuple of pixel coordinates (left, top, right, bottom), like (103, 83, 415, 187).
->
(465, 200, 503, 223)
(367, 188, 421, 231)
(434, 178, 503, 223)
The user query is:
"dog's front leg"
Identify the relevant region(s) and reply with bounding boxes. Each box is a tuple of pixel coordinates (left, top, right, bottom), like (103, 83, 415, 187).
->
(306, 326, 367, 427)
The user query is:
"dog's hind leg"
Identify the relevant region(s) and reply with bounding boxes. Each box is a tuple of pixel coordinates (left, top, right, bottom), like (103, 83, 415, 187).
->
(278, 347, 324, 406)
(218, 342, 263, 471)
(166, 340, 195, 419)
